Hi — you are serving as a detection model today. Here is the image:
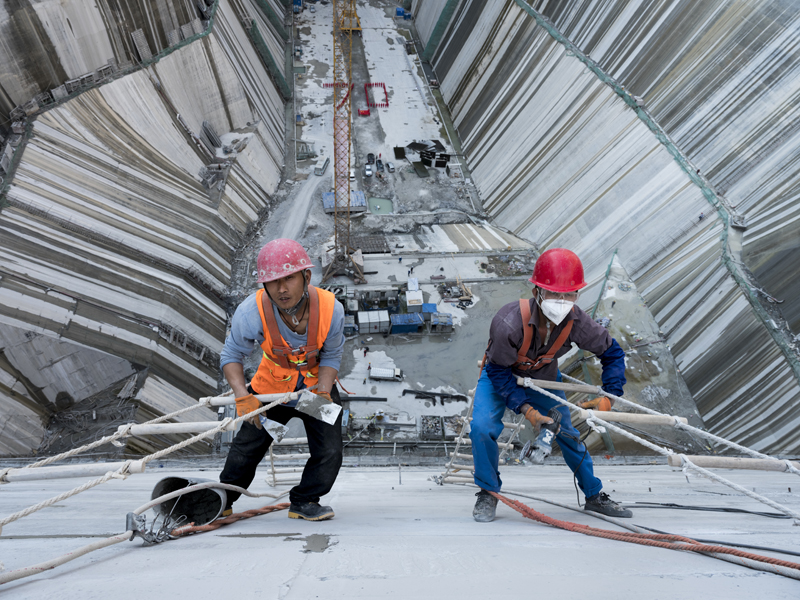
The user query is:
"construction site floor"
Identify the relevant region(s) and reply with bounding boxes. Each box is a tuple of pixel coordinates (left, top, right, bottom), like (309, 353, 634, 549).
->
(1, 465, 798, 597)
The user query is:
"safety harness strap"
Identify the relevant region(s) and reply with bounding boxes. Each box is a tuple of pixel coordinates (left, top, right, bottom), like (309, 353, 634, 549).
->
(259, 287, 321, 370)
(303, 287, 320, 368)
(515, 299, 573, 371)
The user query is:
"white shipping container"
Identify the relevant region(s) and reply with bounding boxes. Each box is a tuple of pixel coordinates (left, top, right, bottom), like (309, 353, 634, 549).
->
(377, 310, 390, 333)
(369, 311, 380, 333)
(406, 290, 424, 312)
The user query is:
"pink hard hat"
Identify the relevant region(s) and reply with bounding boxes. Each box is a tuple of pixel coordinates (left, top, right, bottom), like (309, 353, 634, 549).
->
(529, 248, 587, 292)
(256, 238, 312, 283)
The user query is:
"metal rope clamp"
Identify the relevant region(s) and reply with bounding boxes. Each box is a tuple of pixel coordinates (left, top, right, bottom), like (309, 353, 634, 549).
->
(127, 477, 227, 545)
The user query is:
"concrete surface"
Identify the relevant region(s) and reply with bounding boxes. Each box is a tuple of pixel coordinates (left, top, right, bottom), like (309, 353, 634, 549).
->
(1, 465, 798, 598)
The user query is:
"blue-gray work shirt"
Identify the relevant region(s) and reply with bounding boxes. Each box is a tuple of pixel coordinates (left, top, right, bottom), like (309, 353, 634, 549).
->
(220, 291, 345, 403)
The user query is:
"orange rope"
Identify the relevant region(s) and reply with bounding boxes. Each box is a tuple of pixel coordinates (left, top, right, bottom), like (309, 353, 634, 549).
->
(491, 492, 800, 572)
(171, 503, 290, 537)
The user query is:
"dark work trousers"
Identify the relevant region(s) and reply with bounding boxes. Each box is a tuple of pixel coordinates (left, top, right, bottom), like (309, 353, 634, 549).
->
(220, 385, 343, 506)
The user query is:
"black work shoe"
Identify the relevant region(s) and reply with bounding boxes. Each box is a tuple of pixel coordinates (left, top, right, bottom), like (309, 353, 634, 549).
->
(288, 502, 335, 521)
(473, 490, 498, 523)
(584, 492, 632, 518)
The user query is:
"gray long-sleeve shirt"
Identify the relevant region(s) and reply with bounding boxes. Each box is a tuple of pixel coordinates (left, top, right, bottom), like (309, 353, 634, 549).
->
(220, 290, 345, 373)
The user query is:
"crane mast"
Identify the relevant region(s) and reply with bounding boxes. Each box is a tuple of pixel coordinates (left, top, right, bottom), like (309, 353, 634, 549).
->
(323, 0, 365, 284)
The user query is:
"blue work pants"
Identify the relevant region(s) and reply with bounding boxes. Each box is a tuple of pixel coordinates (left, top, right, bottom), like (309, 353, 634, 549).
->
(469, 369, 602, 497)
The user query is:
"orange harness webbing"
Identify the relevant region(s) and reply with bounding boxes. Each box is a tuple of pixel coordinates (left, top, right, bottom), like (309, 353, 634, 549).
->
(513, 299, 573, 371)
(260, 286, 321, 370)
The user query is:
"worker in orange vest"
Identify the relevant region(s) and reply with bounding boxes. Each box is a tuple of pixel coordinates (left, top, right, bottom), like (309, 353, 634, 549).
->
(219, 239, 345, 521)
(471, 249, 630, 522)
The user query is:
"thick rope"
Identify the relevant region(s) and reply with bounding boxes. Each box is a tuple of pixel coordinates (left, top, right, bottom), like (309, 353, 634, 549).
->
(132, 482, 288, 516)
(560, 373, 800, 476)
(491, 492, 800, 580)
(519, 378, 800, 521)
(585, 416, 800, 522)
(0, 393, 293, 532)
(0, 400, 213, 483)
(0, 482, 288, 586)
(0, 532, 134, 585)
(171, 503, 289, 536)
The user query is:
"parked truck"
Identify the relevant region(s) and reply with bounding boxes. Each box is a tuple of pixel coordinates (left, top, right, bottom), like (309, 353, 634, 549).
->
(368, 367, 403, 382)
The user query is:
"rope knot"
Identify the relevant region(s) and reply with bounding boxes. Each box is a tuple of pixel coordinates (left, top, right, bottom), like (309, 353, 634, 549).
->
(112, 424, 134, 447)
(111, 461, 134, 480)
(784, 460, 800, 475)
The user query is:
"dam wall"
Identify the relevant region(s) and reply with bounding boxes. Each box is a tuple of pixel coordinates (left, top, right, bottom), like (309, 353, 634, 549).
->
(421, 0, 800, 453)
(0, 0, 288, 455)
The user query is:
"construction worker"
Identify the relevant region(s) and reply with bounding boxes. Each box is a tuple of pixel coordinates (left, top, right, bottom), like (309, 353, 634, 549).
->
(470, 248, 630, 522)
(218, 238, 345, 521)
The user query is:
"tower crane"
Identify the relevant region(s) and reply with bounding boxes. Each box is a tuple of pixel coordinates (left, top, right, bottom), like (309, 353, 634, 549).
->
(322, 0, 365, 284)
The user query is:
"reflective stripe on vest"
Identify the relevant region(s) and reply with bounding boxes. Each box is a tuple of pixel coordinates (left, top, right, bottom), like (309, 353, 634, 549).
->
(513, 299, 573, 371)
(251, 286, 335, 394)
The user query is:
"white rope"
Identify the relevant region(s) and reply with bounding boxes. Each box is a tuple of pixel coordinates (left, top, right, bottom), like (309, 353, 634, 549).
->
(519, 378, 800, 523)
(674, 453, 800, 523)
(585, 416, 800, 522)
(0, 461, 136, 532)
(0, 400, 213, 483)
(584, 413, 675, 456)
(0, 393, 293, 531)
(560, 373, 800, 476)
(0, 532, 134, 585)
(132, 481, 287, 516)
(0, 482, 289, 586)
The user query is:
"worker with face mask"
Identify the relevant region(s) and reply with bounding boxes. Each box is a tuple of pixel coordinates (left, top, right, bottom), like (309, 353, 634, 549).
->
(470, 249, 629, 522)
(218, 238, 345, 521)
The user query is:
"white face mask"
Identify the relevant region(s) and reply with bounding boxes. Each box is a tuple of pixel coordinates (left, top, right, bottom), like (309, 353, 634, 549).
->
(540, 299, 573, 325)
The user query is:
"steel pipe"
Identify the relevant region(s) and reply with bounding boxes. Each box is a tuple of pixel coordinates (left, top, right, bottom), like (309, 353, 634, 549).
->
(2, 461, 146, 482)
(201, 392, 301, 407)
(668, 455, 800, 472)
(582, 411, 688, 425)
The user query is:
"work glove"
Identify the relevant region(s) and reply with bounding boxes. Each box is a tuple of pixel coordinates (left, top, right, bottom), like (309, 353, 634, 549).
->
(235, 393, 263, 428)
(315, 391, 333, 403)
(578, 396, 613, 411)
(521, 404, 555, 434)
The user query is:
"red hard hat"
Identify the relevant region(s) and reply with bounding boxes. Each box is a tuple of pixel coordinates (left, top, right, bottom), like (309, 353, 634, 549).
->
(529, 248, 587, 292)
(256, 238, 312, 283)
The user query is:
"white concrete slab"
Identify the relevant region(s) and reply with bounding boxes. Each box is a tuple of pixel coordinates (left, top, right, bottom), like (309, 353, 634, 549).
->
(1, 466, 798, 597)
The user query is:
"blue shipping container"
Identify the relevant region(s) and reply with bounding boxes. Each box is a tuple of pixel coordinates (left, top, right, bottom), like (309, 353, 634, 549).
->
(390, 313, 424, 334)
(396, 8, 404, 17)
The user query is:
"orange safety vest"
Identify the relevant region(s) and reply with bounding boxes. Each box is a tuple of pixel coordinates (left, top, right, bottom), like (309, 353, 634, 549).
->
(250, 286, 336, 394)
